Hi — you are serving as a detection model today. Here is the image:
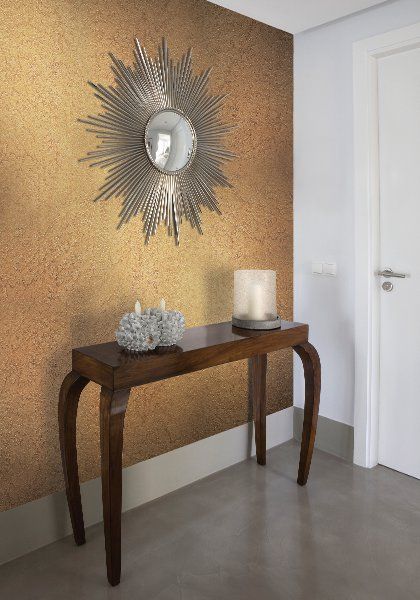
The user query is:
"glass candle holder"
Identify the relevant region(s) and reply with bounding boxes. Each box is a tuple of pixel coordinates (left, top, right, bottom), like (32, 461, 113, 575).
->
(233, 270, 279, 328)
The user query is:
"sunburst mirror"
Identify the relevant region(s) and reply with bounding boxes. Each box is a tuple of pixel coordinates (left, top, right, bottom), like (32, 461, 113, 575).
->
(80, 38, 236, 244)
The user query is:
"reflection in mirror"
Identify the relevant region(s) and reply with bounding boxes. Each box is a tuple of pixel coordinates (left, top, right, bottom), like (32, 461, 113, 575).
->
(145, 110, 196, 172)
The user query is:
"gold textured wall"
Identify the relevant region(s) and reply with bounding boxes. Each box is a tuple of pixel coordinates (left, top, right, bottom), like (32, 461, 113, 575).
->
(0, 0, 293, 511)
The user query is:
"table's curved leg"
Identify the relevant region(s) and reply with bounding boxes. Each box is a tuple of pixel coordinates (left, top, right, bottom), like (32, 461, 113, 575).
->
(59, 371, 89, 545)
(293, 342, 321, 486)
(100, 386, 130, 587)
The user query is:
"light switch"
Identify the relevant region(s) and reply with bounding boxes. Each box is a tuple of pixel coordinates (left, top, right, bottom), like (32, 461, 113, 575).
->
(324, 262, 337, 276)
(312, 262, 323, 275)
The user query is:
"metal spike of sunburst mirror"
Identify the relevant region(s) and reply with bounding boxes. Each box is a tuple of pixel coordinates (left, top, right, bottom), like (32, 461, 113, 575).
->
(79, 38, 236, 245)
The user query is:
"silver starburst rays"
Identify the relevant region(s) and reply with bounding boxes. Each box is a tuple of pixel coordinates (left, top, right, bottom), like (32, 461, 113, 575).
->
(79, 38, 235, 244)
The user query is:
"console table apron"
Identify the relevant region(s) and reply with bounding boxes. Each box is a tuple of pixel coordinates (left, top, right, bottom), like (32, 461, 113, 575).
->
(59, 321, 321, 586)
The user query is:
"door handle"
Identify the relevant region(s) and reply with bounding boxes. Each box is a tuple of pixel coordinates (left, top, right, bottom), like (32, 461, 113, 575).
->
(377, 268, 407, 279)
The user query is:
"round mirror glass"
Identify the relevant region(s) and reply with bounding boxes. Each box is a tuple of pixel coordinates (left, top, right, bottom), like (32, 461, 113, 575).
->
(145, 110, 196, 173)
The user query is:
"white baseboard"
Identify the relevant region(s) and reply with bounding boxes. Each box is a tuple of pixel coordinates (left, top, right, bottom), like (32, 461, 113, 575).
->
(0, 407, 293, 566)
(293, 406, 354, 461)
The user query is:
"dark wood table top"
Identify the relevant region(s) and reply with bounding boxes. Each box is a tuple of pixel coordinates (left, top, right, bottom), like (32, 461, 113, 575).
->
(73, 320, 308, 390)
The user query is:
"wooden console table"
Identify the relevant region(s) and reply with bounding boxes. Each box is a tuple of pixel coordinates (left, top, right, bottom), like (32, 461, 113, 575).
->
(59, 320, 320, 586)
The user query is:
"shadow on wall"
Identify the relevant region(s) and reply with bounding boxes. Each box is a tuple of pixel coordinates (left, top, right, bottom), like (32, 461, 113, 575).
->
(206, 267, 255, 456)
(38, 284, 134, 535)
(204, 267, 232, 325)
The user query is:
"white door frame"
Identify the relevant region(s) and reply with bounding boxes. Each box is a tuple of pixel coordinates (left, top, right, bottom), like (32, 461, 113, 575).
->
(353, 23, 420, 468)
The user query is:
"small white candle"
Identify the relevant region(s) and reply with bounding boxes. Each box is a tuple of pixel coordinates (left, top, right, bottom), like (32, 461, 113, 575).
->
(248, 283, 265, 320)
(134, 300, 142, 315)
(159, 298, 166, 311)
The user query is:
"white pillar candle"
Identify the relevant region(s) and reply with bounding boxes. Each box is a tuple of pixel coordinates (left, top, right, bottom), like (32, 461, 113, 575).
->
(159, 298, 166, 311)
(135, 300, 142, 315)
(248, 283, 265, 320)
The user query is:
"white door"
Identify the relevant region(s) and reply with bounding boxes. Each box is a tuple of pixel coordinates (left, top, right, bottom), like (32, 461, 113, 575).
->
(377, 46, 420, 478)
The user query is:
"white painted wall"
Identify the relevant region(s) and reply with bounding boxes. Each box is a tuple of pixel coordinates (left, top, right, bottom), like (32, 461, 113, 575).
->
(293, 0, 420, 427)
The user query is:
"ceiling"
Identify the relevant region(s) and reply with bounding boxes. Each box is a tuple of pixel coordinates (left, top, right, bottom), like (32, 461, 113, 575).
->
(206, 0, 387, 33)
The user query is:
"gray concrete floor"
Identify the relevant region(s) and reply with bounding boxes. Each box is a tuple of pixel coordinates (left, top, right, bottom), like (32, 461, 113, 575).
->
(1, 441, 420, 599)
